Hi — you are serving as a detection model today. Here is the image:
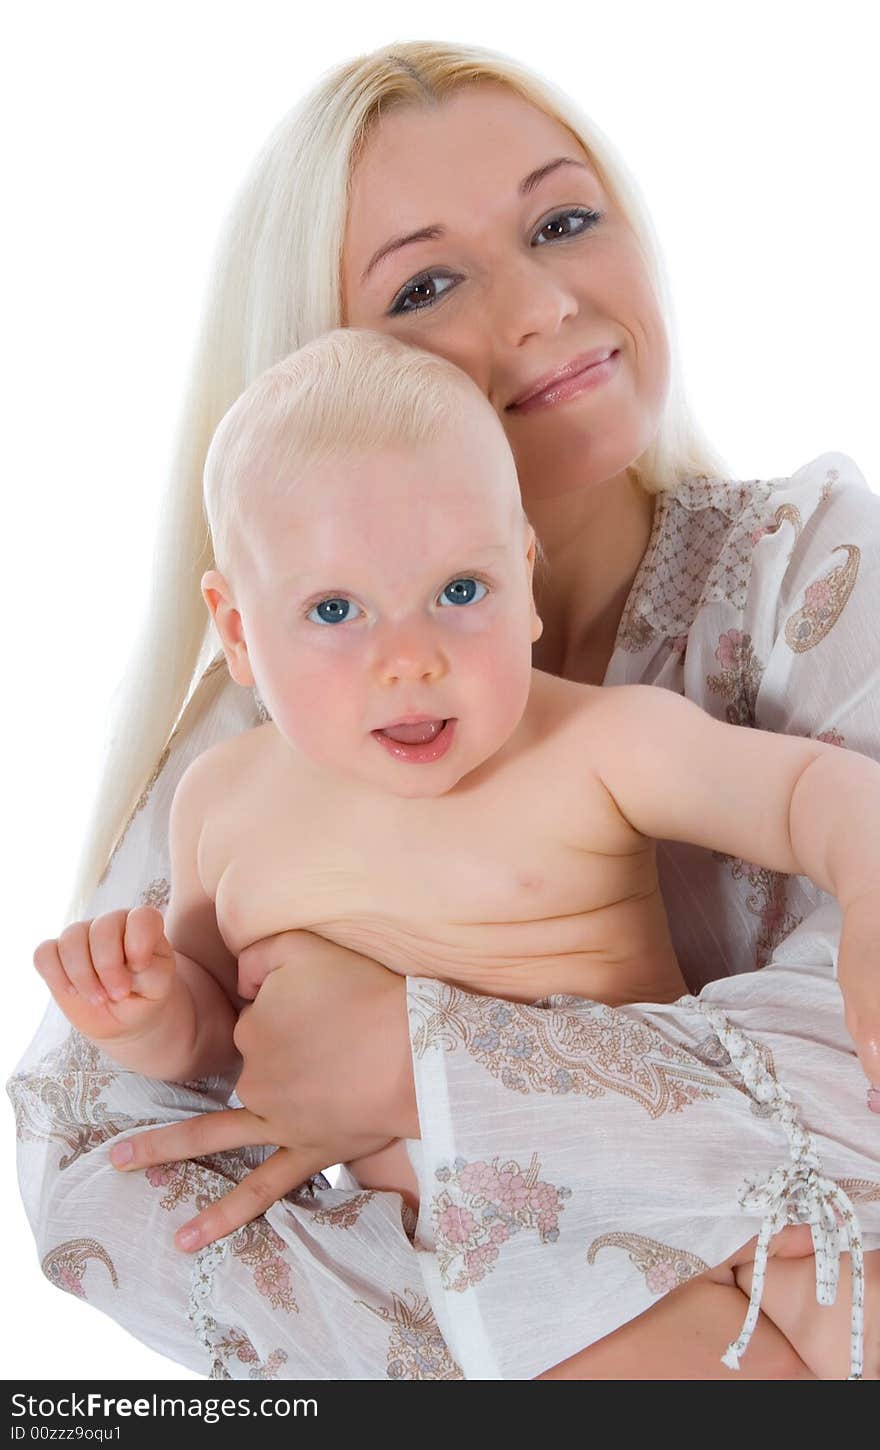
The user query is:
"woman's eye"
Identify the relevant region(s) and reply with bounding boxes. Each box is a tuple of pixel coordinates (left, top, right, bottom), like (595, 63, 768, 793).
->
(389, 271, 459, 316)
(533, 207, 602, 245)
(438, 578, 488, 607)
(307, 597, 362, 625)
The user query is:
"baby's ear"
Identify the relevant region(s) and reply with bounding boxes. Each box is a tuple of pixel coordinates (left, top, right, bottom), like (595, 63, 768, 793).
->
(201, 569, 255, 687)
(524, 523, 544, 644)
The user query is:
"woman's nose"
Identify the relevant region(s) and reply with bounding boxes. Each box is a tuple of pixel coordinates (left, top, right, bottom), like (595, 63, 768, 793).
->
(490, 254, 579, 348)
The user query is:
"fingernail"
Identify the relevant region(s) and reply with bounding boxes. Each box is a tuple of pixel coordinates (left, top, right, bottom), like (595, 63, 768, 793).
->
(109, 1141, 134, 1167)
(868, 1086, 880, 1114)
(176, 1226, 201, 1252)
(108, 986, 128, 1001)
(89, 990, 106, 1007)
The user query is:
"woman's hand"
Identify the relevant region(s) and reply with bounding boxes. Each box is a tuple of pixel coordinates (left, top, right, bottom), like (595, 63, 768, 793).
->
(233, 931, 419, 1145)
(836, 892, 880, 1107)
(110, 932, 419, 1250)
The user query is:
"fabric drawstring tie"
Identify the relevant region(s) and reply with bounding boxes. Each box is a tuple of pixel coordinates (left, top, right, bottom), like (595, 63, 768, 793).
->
(695, 1001, 865, 1380)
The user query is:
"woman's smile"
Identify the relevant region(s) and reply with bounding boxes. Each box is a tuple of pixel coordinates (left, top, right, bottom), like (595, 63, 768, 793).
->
(506, 346, 621, 414)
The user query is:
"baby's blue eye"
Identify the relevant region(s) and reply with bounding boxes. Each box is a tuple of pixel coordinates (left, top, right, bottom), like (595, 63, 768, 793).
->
(308, 597, 361, 625)
(439, 578, 487, 607)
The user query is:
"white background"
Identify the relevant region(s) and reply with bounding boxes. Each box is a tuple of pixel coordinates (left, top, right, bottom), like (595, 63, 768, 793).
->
(3, 0, 878, 1381)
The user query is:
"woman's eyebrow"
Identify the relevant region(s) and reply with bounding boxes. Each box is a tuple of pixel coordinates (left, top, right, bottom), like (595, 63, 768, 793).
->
(360, 157, 590, 284)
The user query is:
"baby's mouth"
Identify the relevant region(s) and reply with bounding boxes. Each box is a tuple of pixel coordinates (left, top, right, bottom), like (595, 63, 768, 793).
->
(374, 719, 447, 744)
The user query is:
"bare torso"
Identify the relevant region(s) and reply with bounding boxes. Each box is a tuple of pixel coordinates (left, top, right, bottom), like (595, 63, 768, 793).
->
(196, 669, 686, 1197)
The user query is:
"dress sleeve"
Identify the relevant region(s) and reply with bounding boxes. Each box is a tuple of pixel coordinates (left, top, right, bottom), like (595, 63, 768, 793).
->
(6, 1029, 459, 1379)
(683, 453, 880, 964)
(7, 659, 461, 1380)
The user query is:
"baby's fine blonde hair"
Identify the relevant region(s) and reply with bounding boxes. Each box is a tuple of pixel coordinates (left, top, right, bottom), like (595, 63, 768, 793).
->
(204, 329, 511, 578)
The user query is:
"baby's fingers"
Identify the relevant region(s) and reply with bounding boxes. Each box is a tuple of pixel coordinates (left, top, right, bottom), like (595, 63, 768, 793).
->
(88, 911, 136, 1003)
(123, 906, 175, 1000)
(33, 936, 81, 1004)
(55, 918, 114, 1006)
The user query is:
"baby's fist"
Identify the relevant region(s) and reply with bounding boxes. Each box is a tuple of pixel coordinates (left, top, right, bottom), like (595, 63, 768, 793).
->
(33, 906, 176, 1042)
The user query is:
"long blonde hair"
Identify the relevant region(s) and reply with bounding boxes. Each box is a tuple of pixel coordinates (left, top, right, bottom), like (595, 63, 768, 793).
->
(72, 38, 726, 912)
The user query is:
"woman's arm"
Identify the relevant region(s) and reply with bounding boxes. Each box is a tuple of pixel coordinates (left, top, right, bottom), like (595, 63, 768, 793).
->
(117, 943, 813, 1380)
(6, 1005, 459, 1379)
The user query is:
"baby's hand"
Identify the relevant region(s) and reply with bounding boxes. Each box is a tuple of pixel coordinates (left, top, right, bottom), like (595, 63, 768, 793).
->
(837, 892, 880, 1110)
(33, 906, 177, 1047)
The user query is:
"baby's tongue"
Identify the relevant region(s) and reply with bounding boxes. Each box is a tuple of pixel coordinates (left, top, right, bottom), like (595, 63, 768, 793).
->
(379, 720, 444, 744)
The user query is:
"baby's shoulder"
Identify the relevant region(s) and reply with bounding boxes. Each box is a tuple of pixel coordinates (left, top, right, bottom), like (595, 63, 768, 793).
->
(526, 673, 652, 778)
(173, 722, 278, 809)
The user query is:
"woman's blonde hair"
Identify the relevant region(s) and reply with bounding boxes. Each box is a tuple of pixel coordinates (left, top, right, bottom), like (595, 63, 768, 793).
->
(72, 38, 726, 912)
(204, 329, 510, 578)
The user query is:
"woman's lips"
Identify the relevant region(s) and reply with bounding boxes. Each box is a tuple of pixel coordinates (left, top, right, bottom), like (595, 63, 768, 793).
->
(372, 718, 456, 764)
(507, 349, 620, 414)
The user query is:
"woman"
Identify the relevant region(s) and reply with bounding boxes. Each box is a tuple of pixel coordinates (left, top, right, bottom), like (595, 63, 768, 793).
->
(10, 40, 879, 1379)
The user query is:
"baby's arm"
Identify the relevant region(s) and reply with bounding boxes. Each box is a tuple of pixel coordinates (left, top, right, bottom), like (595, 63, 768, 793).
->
(33, 756, 240, 1083)
(591, 685, 880, 1081)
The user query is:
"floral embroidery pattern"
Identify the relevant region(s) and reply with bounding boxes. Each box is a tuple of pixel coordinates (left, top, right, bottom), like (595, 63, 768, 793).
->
(144, 1155, 299, 1313)
(750, 502, 803, 549)
(358, 1289, 464, 1380)
(784, 544, 860, 653)
(144, 1155, 247, 1214)
(41, 1238, 119, 1300)
(705, 627, 805, 967)
(212, 1329, 288, 1379)
(839, 1179, 880, 1204)
(587, 1232, 708, 1295)
(712, 855, 803, 971)
(411, 984, 724, 1117)
(8, 1032, 145, 1170)
(431, 1154, 570, 1292)
(311, 1191, 377, 1230)
(707, 628, 765, 728)
(139, 877, 170, 910)
(817, 729, 845, 747)
(229, 1220, 298, 1314)
(819, 467, 839, 504)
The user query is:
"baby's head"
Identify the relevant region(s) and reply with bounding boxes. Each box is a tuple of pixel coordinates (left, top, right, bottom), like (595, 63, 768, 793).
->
(202, 329, 543, 798)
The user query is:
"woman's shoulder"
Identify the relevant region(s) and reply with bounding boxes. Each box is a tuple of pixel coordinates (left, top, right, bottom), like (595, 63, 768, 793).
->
(617, 454, 875, 659)
(667, 451, 872, 531)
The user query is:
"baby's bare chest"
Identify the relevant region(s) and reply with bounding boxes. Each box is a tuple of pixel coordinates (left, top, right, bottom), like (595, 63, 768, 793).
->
(206, 750, 647, 983)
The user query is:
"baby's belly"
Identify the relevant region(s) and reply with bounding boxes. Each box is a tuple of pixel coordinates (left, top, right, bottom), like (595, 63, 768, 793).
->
(313, 892, 686, 1008)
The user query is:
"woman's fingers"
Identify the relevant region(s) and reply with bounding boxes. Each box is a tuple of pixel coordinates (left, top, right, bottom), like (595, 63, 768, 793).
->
(108, 1108, 326, 1250)
(171, 1147, 321, 1252)
(108, 1107, 268, 1171)
(845, 1002, 880, 1106)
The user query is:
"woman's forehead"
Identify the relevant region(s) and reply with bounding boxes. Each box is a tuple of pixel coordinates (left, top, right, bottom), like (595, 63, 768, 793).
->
(344, 84, 596, 270)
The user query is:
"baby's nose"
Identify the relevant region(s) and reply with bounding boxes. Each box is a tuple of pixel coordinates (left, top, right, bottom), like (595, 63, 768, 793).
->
(375, 621, 449, 685)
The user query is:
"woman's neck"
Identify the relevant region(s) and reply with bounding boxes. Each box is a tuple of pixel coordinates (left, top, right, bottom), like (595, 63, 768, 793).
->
(529, 470, 656, 686)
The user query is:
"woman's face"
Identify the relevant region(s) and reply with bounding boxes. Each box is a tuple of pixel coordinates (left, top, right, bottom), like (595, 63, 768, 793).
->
(342, 83, 670, 507)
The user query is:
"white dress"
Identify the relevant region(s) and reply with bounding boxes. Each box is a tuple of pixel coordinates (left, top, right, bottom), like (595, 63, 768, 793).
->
(8, 453, 880, 1379)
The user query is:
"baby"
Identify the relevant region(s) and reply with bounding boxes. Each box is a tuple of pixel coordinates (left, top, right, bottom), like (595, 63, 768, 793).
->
(36, 330, 879, 1377)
